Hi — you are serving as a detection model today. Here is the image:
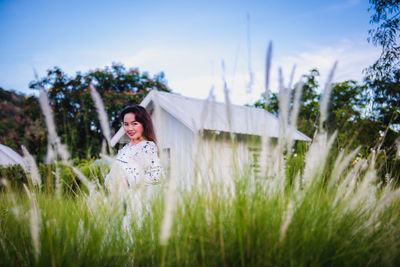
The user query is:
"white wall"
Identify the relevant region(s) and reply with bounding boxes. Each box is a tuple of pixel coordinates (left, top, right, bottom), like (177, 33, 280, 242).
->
(150, 105, 262, 190)
(194, 132, 259, 189)
(152, 106, 195, 190)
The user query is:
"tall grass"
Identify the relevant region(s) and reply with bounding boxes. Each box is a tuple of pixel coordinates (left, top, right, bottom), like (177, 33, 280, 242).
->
(1, 67, 400, 266)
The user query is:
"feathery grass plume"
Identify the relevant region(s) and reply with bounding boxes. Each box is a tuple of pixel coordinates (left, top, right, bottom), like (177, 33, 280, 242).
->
(300, 64, 338, 190)
(70, 165, 94, 193)
(36, 72, 72, 166)
(38, 88, 58, 145)
(193, 87, 215, 188)
(370, 187, 400, 224)
(101, 139, 107, 156)
(21, 145, 41, 188)
(38, 87, 70, 162)
(279, 200, 294, 244)
(328, 147, 361, 190)
(199, 86, 215, 130)
(319, 61, 337, 130)
(45, 142, 56, 164)
(278, 68, 290, 147)
(287, 81, 304, 155)
(276, 68, 289, 190)
(301, 132, 337, 191)
(348, 151, 378, 211)
(54, 162, 62, 199)
(23, 184, 41, 263)
(89, 84, 112, 152)
(246, 13, 254, 94)
(38, 85, 93, 192)
(259, 130, 270, 178)
(153, 87, 163, 149)
(259, 43, 273, 177)
(160, 159, 178, 246)
(288, 64, 296, 89)
(333, 158, 367, 206)
(221, 60, 232, 131)
(264, 41, 273, 105)
(1, 178, 20, 217)
(348, 167, 377, 212)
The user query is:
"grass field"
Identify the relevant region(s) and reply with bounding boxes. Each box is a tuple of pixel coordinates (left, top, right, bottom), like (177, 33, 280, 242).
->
(1, 77, 400, 266)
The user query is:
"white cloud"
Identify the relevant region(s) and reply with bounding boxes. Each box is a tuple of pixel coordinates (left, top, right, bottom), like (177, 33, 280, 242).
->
(277, 40, 380, 85)
(24, 40, 382, 108)
(165, 40, 381, 106)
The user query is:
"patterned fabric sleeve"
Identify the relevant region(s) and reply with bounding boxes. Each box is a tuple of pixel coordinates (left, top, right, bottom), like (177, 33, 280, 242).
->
(142, 141, 164, 185)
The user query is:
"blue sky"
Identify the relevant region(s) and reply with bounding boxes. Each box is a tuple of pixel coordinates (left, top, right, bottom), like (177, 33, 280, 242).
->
(0, 0, 380, 105)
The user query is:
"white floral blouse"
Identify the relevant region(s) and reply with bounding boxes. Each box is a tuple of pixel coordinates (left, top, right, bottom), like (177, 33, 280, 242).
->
(105, 140, 163, 188)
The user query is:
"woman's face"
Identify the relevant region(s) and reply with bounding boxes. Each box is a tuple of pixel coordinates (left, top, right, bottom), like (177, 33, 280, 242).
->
(123, 112, 144, 145)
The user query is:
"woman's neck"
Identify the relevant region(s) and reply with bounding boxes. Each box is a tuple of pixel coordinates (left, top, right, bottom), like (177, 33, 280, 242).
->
(130, 138, 146, 146)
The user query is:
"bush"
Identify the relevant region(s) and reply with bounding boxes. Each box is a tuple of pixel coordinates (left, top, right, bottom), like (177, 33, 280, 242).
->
(0, 164, 28, 190)
(0, 159, 109, 195)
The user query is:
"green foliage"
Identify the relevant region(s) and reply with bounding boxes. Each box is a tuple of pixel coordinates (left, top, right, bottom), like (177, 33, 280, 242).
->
(252, 69, 321, 138)
(295, 69, 321, 137)
(251, 69, 320, 136)
(0, 88, 47, 160)
(252, 90, 279, 115)
(0, 164, 28, 189)
(367, 0, 400, 80)
(327, 80, 381, 150)
(28, 63, 170, 159)
(366, 69, 400, 126)
(366, 0, 400, 132)
(250, 68, 400, 182)
(0, 159, 108, 195)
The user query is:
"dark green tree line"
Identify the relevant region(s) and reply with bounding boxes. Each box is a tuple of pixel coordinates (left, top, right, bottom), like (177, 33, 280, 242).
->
(0, 88, 46, 158)
(4, 63, 170, 160)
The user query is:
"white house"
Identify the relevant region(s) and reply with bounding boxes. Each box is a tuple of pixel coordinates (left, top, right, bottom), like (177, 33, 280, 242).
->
(110, 90, 311, 188)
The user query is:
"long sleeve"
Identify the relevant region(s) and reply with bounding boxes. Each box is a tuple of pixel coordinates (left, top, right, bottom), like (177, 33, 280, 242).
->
(105, 141, 164, 189)
(141, 141, 164, 185)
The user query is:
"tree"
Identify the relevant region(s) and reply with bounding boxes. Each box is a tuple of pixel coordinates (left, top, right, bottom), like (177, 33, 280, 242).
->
(366, 0, 400, 128)
(252, 69, 320, 138)
(367, 69, 400, 126)
(29, 63, 171, 159)
(365, 0, 400, 182)
(251, 67, 400, 181)
(0, 87, 47, 159)
(367, 0, 400, 80)
(251, 69, 375, 147)
(327, 81, 379, 150)
(296, 69, 321, 137)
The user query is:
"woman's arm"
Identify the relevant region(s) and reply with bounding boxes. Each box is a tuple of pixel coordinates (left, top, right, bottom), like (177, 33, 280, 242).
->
(142, 141, 164, 185)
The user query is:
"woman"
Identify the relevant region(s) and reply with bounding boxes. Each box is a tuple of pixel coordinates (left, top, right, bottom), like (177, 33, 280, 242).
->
(105, 105, 163, 190)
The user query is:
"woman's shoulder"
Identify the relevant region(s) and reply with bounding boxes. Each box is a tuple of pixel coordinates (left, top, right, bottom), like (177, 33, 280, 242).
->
(142, 140, 156, 147)
(141, 140, 158, 152)
(118, 143, 130, 151)
(116, 143, 130, 156)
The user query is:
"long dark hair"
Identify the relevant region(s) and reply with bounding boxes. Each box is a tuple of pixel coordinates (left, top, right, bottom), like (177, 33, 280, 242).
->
(120, 105, 157, 144)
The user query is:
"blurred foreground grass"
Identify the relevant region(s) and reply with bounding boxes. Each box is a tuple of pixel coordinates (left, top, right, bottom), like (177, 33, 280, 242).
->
(1, 69, 400, 266)
(1, 150, 399, 266)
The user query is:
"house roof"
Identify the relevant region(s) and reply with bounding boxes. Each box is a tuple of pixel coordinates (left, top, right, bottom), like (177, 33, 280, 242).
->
(146, 90, 311, 140)
(0, 144, 26, 167)
(110, 90, 311, 146)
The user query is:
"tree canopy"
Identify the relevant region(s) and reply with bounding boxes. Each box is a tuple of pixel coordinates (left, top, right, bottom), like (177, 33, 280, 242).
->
(0, 87, 46, 158)
(366, 0, 400, 129)
(24, 64, 170, 160)
(367, 0, 400, 80)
